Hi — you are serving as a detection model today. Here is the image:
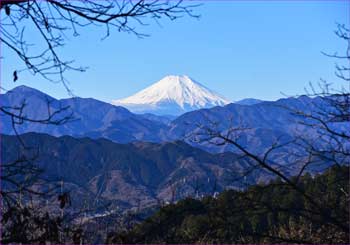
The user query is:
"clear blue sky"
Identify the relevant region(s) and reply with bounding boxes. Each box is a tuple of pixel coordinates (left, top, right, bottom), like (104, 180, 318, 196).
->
(2, 1, 349, 102)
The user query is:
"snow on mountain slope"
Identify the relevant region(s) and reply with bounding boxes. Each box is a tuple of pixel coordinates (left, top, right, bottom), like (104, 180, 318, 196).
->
(112, 75, 231, 115)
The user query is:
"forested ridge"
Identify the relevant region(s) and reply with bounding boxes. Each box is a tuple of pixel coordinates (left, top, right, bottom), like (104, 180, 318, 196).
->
(107, 165, 349, 244)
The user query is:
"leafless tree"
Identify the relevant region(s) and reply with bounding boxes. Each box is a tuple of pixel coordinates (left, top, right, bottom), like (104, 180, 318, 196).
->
(0, 0, 199, 92)
(0, 1, 199, 243)
(188, 23, 350, 241)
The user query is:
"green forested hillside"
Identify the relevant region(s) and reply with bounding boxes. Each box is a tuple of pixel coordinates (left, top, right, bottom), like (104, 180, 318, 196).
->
(107, 165, 349, 244)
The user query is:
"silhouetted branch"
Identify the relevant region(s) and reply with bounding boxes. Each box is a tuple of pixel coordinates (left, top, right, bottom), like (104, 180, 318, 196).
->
(0, 0, 199, 90)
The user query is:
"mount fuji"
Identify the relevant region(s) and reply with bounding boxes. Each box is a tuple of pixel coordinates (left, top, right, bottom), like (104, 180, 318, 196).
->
(112, 75, 231, 115)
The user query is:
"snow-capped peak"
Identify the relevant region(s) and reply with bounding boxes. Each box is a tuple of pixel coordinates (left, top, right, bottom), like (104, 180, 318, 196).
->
(112, 75, 231, 115)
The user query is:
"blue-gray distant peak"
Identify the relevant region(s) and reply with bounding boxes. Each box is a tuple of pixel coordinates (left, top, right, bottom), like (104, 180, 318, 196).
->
(235, 98, 264, 105)
(6, 85, 55, 99)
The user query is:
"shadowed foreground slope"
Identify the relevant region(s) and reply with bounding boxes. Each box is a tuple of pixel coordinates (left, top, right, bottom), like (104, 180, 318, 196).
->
(107, 166, 349, 244)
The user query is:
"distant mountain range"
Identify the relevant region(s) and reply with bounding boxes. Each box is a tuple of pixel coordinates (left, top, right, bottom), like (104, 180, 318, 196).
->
(0, 85, 328, 154)
(112, 75, 231, 115)
(235, 98, 264, 105)
(1, 85, 167, 143)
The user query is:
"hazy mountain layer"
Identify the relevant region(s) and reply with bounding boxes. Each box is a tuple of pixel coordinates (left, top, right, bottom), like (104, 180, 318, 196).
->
(0, 85, 168, 143)
(2, 85, 346, 160)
